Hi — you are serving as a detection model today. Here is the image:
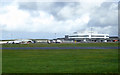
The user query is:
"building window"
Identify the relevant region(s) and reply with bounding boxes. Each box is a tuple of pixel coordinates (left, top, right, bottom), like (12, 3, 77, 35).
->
(70, 35, 89, 37)
(78, 35, 89, 37)
(91, 35, 104, 37)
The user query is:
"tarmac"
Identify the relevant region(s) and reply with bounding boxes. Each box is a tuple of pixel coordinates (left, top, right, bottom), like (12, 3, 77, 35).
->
(1, 47, 119, 50)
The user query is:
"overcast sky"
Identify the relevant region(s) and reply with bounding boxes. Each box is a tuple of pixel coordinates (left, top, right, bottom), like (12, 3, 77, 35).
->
(0, 0, 119, 40)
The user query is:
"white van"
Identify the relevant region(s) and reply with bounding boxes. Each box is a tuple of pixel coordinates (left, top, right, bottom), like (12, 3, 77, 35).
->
(56, 40, 62, 43)
(7, 41, 14, 44)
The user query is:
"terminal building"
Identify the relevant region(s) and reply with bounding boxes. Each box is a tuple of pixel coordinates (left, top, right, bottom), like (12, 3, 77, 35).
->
(57, 31, 118, 43)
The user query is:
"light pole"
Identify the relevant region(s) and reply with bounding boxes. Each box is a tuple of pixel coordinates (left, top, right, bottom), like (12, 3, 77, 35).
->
(91, 27, 93, 37)
(55, 33, 56, 39)
(90, 27, 94, 42)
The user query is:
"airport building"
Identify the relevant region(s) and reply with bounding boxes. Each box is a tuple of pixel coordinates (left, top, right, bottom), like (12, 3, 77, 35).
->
(57, 32, 118, 43)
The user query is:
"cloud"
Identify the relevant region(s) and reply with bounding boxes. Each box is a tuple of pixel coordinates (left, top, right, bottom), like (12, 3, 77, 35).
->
(0, 4, 31, 31)
(0, 0, 118, 38)
(87, 2, 118, 35)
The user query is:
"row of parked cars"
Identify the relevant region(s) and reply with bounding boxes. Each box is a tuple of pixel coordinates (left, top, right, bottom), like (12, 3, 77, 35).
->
(47, 40, 62, 44)
(0, 39, 63, 44)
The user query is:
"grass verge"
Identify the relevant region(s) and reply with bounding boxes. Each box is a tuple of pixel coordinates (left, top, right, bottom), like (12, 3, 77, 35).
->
(2, 43, 118, 47)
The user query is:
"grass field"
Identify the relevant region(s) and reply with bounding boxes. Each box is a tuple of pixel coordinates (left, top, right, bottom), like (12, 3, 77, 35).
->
(2, 43, 119, 73)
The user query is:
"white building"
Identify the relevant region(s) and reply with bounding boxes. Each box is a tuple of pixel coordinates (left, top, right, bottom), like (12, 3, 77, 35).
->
(69, 32, 109, 39)
(57, 31, 112, 43)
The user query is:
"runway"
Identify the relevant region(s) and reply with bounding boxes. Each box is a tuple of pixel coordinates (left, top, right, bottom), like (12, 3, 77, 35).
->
(1, 47, 119, 50)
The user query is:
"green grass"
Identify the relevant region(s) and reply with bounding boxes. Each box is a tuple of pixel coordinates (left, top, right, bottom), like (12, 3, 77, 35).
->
(2, 42, 118, 47)
(2, 49, 118, 73)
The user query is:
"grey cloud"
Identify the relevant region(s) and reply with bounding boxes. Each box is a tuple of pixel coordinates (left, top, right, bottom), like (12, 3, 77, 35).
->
(18, 2, 66, 13)
(19, 2, 38, 10)
(88, 2, 118, 28)
(18, 2, 80, 21)
(101, 2, 113, 9)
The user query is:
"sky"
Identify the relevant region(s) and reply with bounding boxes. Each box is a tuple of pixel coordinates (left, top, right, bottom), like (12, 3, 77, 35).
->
(0, 0, 119, 40)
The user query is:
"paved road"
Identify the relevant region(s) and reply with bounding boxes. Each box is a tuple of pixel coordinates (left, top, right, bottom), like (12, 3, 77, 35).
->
(0, 47, 119, 50)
